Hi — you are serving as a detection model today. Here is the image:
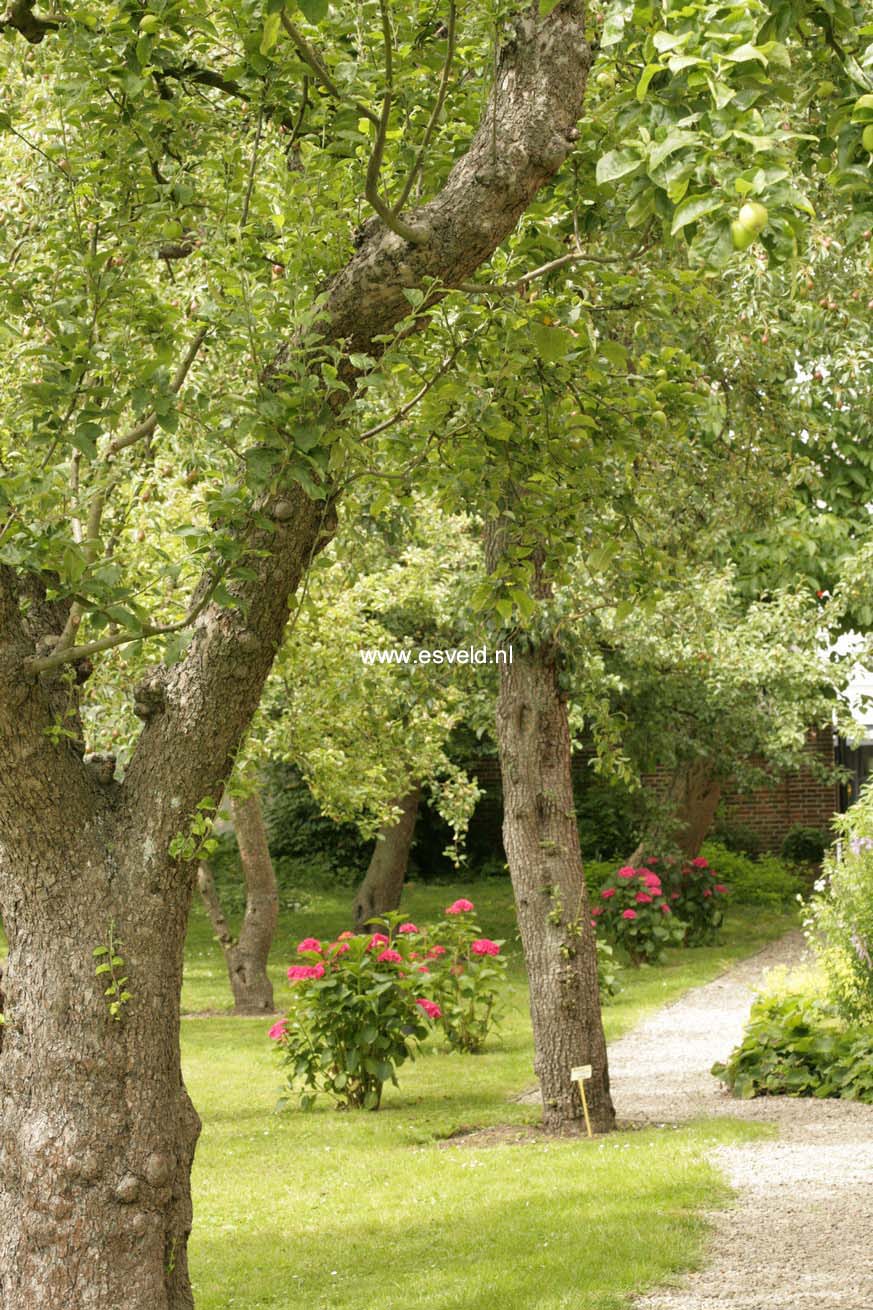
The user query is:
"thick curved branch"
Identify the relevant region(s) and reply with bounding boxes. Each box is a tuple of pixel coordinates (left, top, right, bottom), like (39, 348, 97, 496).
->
(122, 2, 592, 845)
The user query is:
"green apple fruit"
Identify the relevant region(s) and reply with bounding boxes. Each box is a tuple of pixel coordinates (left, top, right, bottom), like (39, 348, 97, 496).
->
(737, 201, 768, 234)
(731, 219, 756, 250)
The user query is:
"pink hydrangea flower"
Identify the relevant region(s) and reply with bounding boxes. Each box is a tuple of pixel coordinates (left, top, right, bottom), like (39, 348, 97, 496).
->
(591, 906, 603, 917)
(337, 930, 355, 940)
(446, 898, 474, 915)
(377, 948, 403, 964)
(427, 945, 447, 958)
(287, 963, 325, 981)
(635, 892, 653, 904)
(416, 998, 442, 1020)
(691, 857, 709, 868)
(622, 909, 637, 920)
(703, 889, 712, 898)
(601, 887, 616, 899)
(367, 932, 390, 950)
(471, 938, 500, 956)
(671, 892, 681, 900)
(647, 857, 659, 865)
(297, 937, 322, 953)
(660, 903, 671, 914)
(268, 1019, 287, 1040)
(328, 941, 350, 955)
(417, 964, 430, 973)
(397, 922, 418, 934)
(617, 866, 636, 879)
(714, 884, 728, 894)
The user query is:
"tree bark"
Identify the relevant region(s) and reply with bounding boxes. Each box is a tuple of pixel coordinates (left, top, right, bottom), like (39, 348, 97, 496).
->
(0, 7, 592, 1303)
(197, 793, 278, 1014)
(494, 635, 615, 1135)
(630, 760, 722, 864)
(0, 781, 200, 1309)
(352, 787, 421, 931)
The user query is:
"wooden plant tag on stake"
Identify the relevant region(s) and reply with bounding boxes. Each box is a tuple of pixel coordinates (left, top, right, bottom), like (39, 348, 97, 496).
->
(571, 1065, 593, 1138)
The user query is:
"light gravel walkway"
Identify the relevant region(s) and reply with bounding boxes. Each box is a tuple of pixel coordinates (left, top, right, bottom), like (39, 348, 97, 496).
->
(606, 932, 873, 1310)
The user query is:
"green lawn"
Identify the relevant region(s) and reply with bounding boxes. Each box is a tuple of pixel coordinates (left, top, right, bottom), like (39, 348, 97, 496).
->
(182, 886, 792, 1308)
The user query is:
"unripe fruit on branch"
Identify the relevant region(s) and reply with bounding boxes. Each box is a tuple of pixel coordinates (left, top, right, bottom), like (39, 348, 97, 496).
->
(863, 125, 873, 152)
(738, 201, 768, 233)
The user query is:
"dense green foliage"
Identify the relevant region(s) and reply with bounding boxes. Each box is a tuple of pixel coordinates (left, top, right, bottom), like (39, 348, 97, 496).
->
(700, 841, 806, 907)
(594, 864, 685, 965)
(781, 824, 830, 865)
(713, 982, 873, 1102)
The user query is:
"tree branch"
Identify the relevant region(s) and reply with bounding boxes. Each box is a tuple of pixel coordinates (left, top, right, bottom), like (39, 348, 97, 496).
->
(280, 13, 379, 125)
(107, 326, 209, 457)
(393, 1, 457, 214)
(0, 0, 61, 43)
(122, 1, 592, 845)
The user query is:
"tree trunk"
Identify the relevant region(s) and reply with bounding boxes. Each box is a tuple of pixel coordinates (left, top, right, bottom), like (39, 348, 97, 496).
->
(630, 760, 722, 864)
(352, 787, 421, 931)
(197, 793, 278, 1014)
(0, 796, 200, 1310)
(494, 637, 615, 1135)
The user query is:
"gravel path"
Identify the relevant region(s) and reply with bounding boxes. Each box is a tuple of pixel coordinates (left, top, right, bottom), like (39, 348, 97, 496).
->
(606, 931, 873, 1310)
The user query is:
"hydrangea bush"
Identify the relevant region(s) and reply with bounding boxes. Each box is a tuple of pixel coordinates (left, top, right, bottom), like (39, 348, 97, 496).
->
(270, 918, 441, 1110)
(270, 900, 509, 1105)
(419, 898, 507, 1053)
(593, 864, 685, 965)
(656, 853, 730, 946)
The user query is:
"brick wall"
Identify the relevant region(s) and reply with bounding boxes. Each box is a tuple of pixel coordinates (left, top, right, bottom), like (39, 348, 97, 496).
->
(463, 727, 839, 857)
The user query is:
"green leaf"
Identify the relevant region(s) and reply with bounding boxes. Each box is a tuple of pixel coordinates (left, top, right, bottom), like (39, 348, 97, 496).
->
(636, 64, 661, 101)
(596, 149, 642, 185)
(670, 193, 722, 235)
(260, 12, 282, 55)
(530, 322, 573, 363)
(538, 0, 562, 15)
(299, 0, 330, 19)
(92, 946, 109, 958)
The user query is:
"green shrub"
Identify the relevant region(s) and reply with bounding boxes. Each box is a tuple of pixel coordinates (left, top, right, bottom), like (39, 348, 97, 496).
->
(700, 842, 803, 908)
(709, 817, 763, 858)
(262, 764, 370, 878)
(593, 865, 685, 966)
(805, 786, 873, 1024)
(781, 824, 830, 865)
(712, 982, 873, 1102)
(271, 916, 439, 1110)
(574, 775, 640, 862)
(655, 853, 730, 946)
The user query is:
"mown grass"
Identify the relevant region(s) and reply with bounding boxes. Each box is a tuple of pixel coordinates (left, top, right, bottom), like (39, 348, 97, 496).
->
(182, 886, 792, 1308)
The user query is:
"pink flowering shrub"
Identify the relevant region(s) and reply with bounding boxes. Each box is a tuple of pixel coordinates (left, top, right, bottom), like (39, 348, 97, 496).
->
(654, 853, 730, 945)
(595, 865, 685, 965)
(416, 900, 508, 1052)
(271, 916, 440, 1111)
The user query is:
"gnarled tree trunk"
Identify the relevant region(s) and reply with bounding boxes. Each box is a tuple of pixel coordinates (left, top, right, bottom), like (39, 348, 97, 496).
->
(630, 759, 722, 864)
(198, 792, 279, 1013)
(352, 786, 421, 931)
(494, 635, 615, 1135)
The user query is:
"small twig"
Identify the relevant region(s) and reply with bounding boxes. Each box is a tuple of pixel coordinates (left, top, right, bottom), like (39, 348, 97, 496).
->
(357, 342, 466, 442)
(364, 0, 430, 244)
(393, 1, 456, 214)
(280, 12, 379, 125)
(24, 574, 224, 674)
(107, 326, 209, 457)
(240, 106, 265, 230)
